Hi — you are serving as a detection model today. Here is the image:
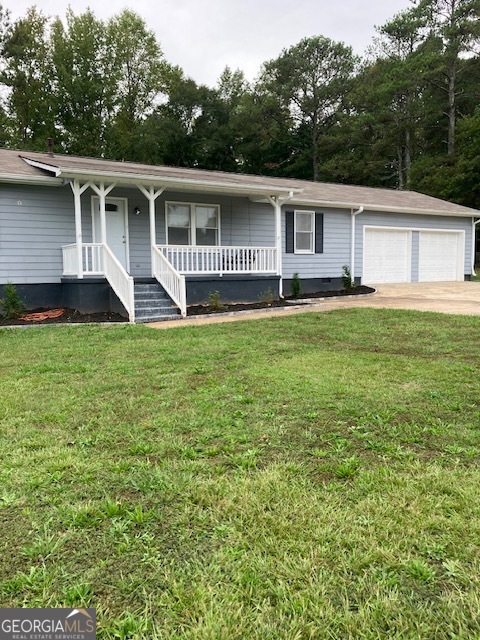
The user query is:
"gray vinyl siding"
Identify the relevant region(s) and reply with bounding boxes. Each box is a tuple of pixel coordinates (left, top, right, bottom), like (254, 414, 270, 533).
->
(0, 184, 276, 282)
(0, 183, 76, 284)
(355, 211, 473, 279)
(281, 207, 351, 279)
(2, 181, 473, 285)
(155, 191, 274, 246)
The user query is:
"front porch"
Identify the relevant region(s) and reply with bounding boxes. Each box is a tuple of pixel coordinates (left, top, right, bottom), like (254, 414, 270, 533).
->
(62, 242, 278, 321)
(53, 175, 292, 323)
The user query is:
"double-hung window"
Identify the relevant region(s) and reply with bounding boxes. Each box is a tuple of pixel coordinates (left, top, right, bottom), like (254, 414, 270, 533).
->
(295, 210, 315, 253)
(166, 202, 220, 246)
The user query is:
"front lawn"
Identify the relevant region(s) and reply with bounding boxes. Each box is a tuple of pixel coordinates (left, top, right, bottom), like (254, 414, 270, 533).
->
(1, 309, 480, 639)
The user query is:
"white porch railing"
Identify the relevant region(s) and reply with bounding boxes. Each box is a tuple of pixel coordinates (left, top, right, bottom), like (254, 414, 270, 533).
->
(103, 244, 135, 323)
(158, 245, 277, 275)
(62, 243, 103, 275)
(62, 243, 135, 323)
(152, 245, 187, 317)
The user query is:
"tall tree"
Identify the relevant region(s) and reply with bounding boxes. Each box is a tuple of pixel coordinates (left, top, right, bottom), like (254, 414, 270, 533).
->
(51, 9, 116, 156)
(259, 36, 358, 181)
(107, 9, 170, 160)
(1, 7, 54, 148)
(359, 10, 430, 188)
(413, 0, 480, 155)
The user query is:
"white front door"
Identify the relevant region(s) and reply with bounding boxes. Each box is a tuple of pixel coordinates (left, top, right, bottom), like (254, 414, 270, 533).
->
(92, 198, 129, 270)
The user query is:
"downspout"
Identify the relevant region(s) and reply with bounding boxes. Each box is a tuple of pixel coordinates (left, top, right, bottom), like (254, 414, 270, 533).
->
(350, 206, 364, 283)
(472, 218, 480, 276)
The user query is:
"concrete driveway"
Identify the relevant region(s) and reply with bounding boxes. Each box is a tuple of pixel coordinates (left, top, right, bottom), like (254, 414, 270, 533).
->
(319, 281, 480, 316)
(147, 281, 480, 329)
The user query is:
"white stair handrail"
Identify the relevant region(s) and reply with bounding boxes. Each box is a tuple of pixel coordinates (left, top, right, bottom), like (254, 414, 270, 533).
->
(102, 244, 135, 323)
(152, 245, 187, 317)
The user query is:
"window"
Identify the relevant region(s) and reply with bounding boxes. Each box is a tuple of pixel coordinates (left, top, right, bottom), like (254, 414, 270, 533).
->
(295, 210, 315, 253)
(166, 202, 219, 246)
(286, 210, 323, 254)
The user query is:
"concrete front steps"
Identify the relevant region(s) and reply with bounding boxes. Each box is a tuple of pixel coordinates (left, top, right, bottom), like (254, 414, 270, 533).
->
(134, 280, 181, 323)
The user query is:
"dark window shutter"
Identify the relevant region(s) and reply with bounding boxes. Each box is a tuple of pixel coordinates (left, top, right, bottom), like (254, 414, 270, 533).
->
(286, 210, 294, 253)
(315, 213, 324, 253)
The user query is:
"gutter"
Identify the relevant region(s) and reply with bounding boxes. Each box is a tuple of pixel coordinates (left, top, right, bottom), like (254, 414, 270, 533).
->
(0, 173, 63, 186)
(288, 199, 478, 219)
(350, 206, 364, 282)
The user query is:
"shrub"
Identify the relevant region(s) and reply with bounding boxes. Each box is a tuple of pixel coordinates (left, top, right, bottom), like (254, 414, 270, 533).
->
(342, 265, 354, 291)
(291, 272, 301, 298)
(207, 291, 227, 312)
(0, 283, 25, 319)
(258, 288, 276, 306)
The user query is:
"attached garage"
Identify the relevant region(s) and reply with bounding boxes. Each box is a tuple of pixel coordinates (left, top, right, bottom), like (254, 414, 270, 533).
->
(363, 227, 465, 284)
(363, 228, 411, 284)
(418, 231, 464, 282)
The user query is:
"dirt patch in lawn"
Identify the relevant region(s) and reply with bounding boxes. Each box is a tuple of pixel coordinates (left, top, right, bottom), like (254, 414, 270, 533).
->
(187, 286, 375, 316)
(0, 307, 127, 326)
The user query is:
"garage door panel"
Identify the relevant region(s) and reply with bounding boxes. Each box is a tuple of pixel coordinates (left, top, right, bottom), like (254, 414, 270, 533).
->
(363, 229, 411, 284)
(419, 231, 463, 282)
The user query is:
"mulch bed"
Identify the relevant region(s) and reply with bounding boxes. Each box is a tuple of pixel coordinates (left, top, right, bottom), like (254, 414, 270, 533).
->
(0, 308, 127, 326)
(187, 286, 375, 316)
(0, 286, 375, 324)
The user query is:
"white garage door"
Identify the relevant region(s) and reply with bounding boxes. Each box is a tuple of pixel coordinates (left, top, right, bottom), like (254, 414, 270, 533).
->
(363, 228, 411, 284)
(419, 231, 464, 282)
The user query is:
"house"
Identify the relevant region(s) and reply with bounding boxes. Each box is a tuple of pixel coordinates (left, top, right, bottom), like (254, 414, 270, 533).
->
(0, 148, 478, 322)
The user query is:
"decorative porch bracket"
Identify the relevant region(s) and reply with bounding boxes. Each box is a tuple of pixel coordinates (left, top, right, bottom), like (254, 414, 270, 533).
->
(266, 192, 293, 298)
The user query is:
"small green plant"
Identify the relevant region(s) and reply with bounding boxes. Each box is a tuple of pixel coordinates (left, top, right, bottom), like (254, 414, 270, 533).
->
(0, 282, 25, 319)
(258, 288, 276, 306)
(291, 272, 301, 298)
(342, 265, 354, 291)
(207, 290, 227, 312)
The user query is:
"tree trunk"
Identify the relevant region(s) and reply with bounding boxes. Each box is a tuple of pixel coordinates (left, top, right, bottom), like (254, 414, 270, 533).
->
(397, 146, 404, 190)
(312, 118, 320, 182)
(405, 126, 411, 189)
(447, 57, 456, 155)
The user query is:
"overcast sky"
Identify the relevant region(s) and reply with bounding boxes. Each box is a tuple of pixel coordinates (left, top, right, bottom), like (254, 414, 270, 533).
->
(5, 0, 412, 87)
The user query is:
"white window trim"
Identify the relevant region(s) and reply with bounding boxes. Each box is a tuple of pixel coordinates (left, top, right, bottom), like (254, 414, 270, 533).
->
(91, 196, 130, 272)
(294, 209, 315, 254)
(165, 201, 221, 246)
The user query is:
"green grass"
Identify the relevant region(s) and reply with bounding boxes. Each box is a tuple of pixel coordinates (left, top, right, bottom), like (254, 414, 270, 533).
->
(1, 308, 480, 638)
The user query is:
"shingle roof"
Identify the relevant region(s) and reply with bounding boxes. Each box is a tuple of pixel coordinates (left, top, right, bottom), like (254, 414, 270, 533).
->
(0, 148, 477, 217)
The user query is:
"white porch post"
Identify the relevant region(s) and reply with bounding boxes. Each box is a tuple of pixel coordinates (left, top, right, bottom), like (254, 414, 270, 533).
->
(137, 184, 165, 276)
(70, 179, 93, 279)
(267, 194, 292, 298)
(274, 197, 283, 297)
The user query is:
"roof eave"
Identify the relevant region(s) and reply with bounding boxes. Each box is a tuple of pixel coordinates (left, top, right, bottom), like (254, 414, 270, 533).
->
(289, 198, 478, 218)
(0, 173, 63, 187)
(53, 166, 301, 198)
